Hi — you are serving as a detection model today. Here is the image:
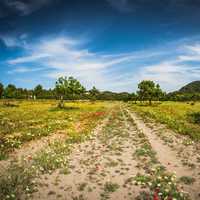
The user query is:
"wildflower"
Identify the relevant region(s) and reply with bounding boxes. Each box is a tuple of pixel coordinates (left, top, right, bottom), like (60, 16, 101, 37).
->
(148, 182, 152, 186)
(152, 168, 156, 172)
(27, 155, 32, 161)
(153, 190, 159, 200)
(137, 181, 141, 185)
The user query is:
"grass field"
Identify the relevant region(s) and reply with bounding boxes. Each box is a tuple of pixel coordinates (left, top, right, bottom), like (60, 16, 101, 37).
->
(0, 100, 111, 160)
(0, 100, 199, 200)
(128, 101, 200, 140)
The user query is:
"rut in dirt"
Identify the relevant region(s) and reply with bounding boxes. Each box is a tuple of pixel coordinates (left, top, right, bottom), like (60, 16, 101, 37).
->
(126, 107, 200, 200)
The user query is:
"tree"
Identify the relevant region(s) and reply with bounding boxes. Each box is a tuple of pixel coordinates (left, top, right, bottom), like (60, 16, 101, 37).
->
(137, 80, 163, 105)
(89, 86, 100, 101)
(33, 84, 43, 99)
(67, 76, 86, 100)
(154, 84, 164, 101)
(55, 76, 85, 107)
(131, 93, 138, 104)
(0, 82, 4, 98)
(4, 84, 17, 98)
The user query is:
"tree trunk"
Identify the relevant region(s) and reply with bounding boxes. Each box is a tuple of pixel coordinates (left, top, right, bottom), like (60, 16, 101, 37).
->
(58, 95, 64, 108)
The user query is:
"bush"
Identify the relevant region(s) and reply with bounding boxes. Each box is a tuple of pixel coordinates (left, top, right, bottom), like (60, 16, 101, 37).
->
(188, 112, 200, 124)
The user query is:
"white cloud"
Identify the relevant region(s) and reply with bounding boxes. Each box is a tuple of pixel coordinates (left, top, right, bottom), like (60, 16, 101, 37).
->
(178, 44, 200, 62)
(137, 60, 200, 92)
(7, 36, 157, 91)
(8, 53, 50, 64)
(6, 35, 200, 92)
(8, 66, 43, 74)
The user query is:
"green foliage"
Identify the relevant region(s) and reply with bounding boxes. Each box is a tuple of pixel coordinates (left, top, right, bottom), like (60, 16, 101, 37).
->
(179, 81, 200, 93)
(0, 100, 109, 159)
(137, 80, 164, 104)
(33, 84, 43, 99)
(0, 82, 3, 98)
(103, 182, 119, 193)
(4, 84, 17, 98)
(187, 112, 200, 124)
(1, 79, 200, 101)
(179, 176, 195, 185)
(129, 102, 200, 140)
(0, 162, 36, 200)
(55, 76, 86, 101)
(88, 86, 100, 101)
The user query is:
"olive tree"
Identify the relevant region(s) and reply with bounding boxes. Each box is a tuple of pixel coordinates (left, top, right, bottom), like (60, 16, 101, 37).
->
(55, 76, 85, 108)
(137, 80, 163, 105)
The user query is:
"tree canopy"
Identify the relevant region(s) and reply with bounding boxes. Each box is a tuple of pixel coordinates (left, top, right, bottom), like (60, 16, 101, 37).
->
(55, 76, 85, 100)
(1, 78, 200, 102)
(137, 80, 164, 104)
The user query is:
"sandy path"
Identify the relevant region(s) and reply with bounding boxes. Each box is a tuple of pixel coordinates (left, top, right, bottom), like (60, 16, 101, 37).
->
(126, 108, 200, 200)
(31, 108, 143, 200)
(23, 105, 200, 200)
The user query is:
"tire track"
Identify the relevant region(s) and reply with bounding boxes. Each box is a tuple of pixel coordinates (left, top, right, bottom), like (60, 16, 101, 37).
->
(126, 108, 200, 200)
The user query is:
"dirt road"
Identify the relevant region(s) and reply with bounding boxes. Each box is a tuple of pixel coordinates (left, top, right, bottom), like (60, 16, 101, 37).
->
(31, 105, 200, 200)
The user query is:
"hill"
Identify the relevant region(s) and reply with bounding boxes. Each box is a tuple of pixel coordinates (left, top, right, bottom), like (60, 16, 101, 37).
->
(179, 81, 200, 93)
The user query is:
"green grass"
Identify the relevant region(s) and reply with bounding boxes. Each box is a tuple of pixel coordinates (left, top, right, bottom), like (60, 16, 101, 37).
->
(128, 101, 200, 140)
(0, 100, 114, 200)
(103, 182, 119, 193)
(179, 176, 195, 185)
(0, 100, 110, 159)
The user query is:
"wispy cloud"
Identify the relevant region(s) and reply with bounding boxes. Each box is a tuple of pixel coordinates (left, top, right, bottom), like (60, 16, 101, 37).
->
(5, 35, 200, 92)
(8, 66, 43, 74)
(0, 33, 28, 47)
(178, 44, 200, 62)
(106, 0, 133, 13)
(3, 0, 53, 16)
(8, 54, 50, 64)
(136, 44, 200, 91)
(0, 35, 19, 47)
(7, 35, 158, 91)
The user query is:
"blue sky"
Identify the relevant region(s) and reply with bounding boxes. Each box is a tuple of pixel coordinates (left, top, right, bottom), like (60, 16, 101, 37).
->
(0, 0, 200, 92)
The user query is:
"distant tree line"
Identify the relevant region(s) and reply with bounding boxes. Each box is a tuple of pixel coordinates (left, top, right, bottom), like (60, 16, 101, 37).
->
(0, 77, 134, 102)
(0, 78, 199, 103)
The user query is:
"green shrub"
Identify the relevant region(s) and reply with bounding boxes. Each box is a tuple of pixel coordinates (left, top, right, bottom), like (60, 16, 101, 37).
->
(188, 112, 200, 124)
